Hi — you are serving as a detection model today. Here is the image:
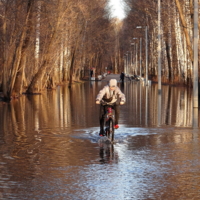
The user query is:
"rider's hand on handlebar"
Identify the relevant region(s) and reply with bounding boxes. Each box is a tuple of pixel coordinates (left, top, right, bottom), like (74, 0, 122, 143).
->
(96, 100, 100, 104)
(120, 101, 125, 105)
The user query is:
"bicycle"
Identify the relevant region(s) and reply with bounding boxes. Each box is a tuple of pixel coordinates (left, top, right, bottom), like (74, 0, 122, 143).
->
(101, 101, 115, 142)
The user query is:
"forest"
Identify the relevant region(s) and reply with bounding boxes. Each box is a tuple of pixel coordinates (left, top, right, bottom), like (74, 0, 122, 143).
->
(0, 0, 199, 101)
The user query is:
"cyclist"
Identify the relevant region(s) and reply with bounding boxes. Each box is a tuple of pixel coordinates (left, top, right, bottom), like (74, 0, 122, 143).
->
(96, 79, 126, 136)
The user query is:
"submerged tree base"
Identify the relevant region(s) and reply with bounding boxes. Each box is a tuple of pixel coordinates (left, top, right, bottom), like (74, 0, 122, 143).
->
(151, 75, 193, 87)
(23, 92, 42, 95)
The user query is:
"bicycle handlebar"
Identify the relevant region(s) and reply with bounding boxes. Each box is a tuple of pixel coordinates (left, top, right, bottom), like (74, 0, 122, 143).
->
(100, 100, 111, 106)
(96, 100, 125, 106)
(100, 100, 125, 106)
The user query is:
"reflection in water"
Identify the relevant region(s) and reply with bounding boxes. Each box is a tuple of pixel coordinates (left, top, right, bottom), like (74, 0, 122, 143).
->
(158, 92, 162, 126)
(99, 144, 118, 164)
(0, 81, 200, 199)
(122, 82, 195, 127)
(193, 107, 199, 128)
(145, 85, 148, 126)
(0, 82, 197, 134)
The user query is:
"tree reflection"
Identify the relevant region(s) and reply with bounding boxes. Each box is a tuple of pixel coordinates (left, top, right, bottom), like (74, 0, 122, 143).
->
(121, 82, 195, 127)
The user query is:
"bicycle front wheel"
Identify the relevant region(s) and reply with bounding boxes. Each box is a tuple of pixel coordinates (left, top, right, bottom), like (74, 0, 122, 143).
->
(109, 118, 114, 142)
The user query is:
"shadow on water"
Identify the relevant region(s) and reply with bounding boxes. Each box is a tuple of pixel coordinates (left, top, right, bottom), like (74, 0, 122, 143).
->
(0, 79, 200, 199)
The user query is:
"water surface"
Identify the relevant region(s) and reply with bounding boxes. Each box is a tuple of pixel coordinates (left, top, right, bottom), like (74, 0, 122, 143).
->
(0, 77, 200, 199)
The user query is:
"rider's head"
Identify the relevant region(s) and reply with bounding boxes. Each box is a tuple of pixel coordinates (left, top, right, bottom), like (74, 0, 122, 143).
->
(109, 79, 117, 90)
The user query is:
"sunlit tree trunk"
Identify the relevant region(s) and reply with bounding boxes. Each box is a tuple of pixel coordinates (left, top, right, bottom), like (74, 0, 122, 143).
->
(174, 0, 193, 62)
(35, 0, 41, 73)
(12, 0, 34, 97)
(12, 55, 26, 96)
(63, 47, 70, 82)
(164, 0, 173, 83)
(68, 50, 76, 88)
(27, 0, 65, 93)
(2, 0, 33, 101)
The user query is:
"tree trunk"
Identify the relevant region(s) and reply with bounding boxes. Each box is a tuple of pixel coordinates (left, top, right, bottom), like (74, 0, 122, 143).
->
(174, 0, 193, 62)
(26, 0, 67, 93)
(12, 55, 26, 97)
(12, 0, 34, 97)
(2, 0, 33, 101)
(165, 41, 173, 82)
(68, 50, 76, 88)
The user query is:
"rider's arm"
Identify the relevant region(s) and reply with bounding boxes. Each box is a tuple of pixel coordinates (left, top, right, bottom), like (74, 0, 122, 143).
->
(96, 86, 107, 102)
(116, 87, 126, 103)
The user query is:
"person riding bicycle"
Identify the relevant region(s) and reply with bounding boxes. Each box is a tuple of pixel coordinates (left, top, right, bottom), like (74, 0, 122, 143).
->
(96, 79, 126, 136)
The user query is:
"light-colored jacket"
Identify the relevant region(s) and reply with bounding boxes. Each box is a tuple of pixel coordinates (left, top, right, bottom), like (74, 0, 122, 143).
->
(96, 85, 126, 104)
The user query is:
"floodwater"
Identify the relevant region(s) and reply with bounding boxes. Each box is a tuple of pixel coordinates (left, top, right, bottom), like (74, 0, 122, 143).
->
(0, 75, 200, 200)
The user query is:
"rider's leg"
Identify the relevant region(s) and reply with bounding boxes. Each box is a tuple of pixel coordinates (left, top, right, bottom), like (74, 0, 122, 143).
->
(113, 104, 120, 125)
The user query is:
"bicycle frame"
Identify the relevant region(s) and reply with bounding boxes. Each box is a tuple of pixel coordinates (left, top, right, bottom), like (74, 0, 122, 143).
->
(104, 105, 115, 142)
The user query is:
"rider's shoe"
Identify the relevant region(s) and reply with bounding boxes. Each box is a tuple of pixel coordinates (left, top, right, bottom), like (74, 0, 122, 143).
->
(114, 124, 119, 129)
(99, 130, 106, 137)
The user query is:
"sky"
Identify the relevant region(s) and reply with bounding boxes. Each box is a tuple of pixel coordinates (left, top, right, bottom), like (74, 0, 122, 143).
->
(108, 0, 126, 20)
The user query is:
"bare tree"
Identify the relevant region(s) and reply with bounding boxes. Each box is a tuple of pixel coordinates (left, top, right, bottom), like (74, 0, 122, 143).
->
(0, 0, 122, 100)
(122, 0, 197, 86)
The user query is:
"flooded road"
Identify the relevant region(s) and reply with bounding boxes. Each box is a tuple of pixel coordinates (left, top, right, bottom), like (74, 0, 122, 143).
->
(0, 75, 200, 199)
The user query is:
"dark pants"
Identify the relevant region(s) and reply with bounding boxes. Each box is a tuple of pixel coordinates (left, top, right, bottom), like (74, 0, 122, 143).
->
(99, 103, 119, 131)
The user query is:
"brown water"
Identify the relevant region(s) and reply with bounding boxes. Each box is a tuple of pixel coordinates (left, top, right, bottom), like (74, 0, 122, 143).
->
(0, 76, 200, 200)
